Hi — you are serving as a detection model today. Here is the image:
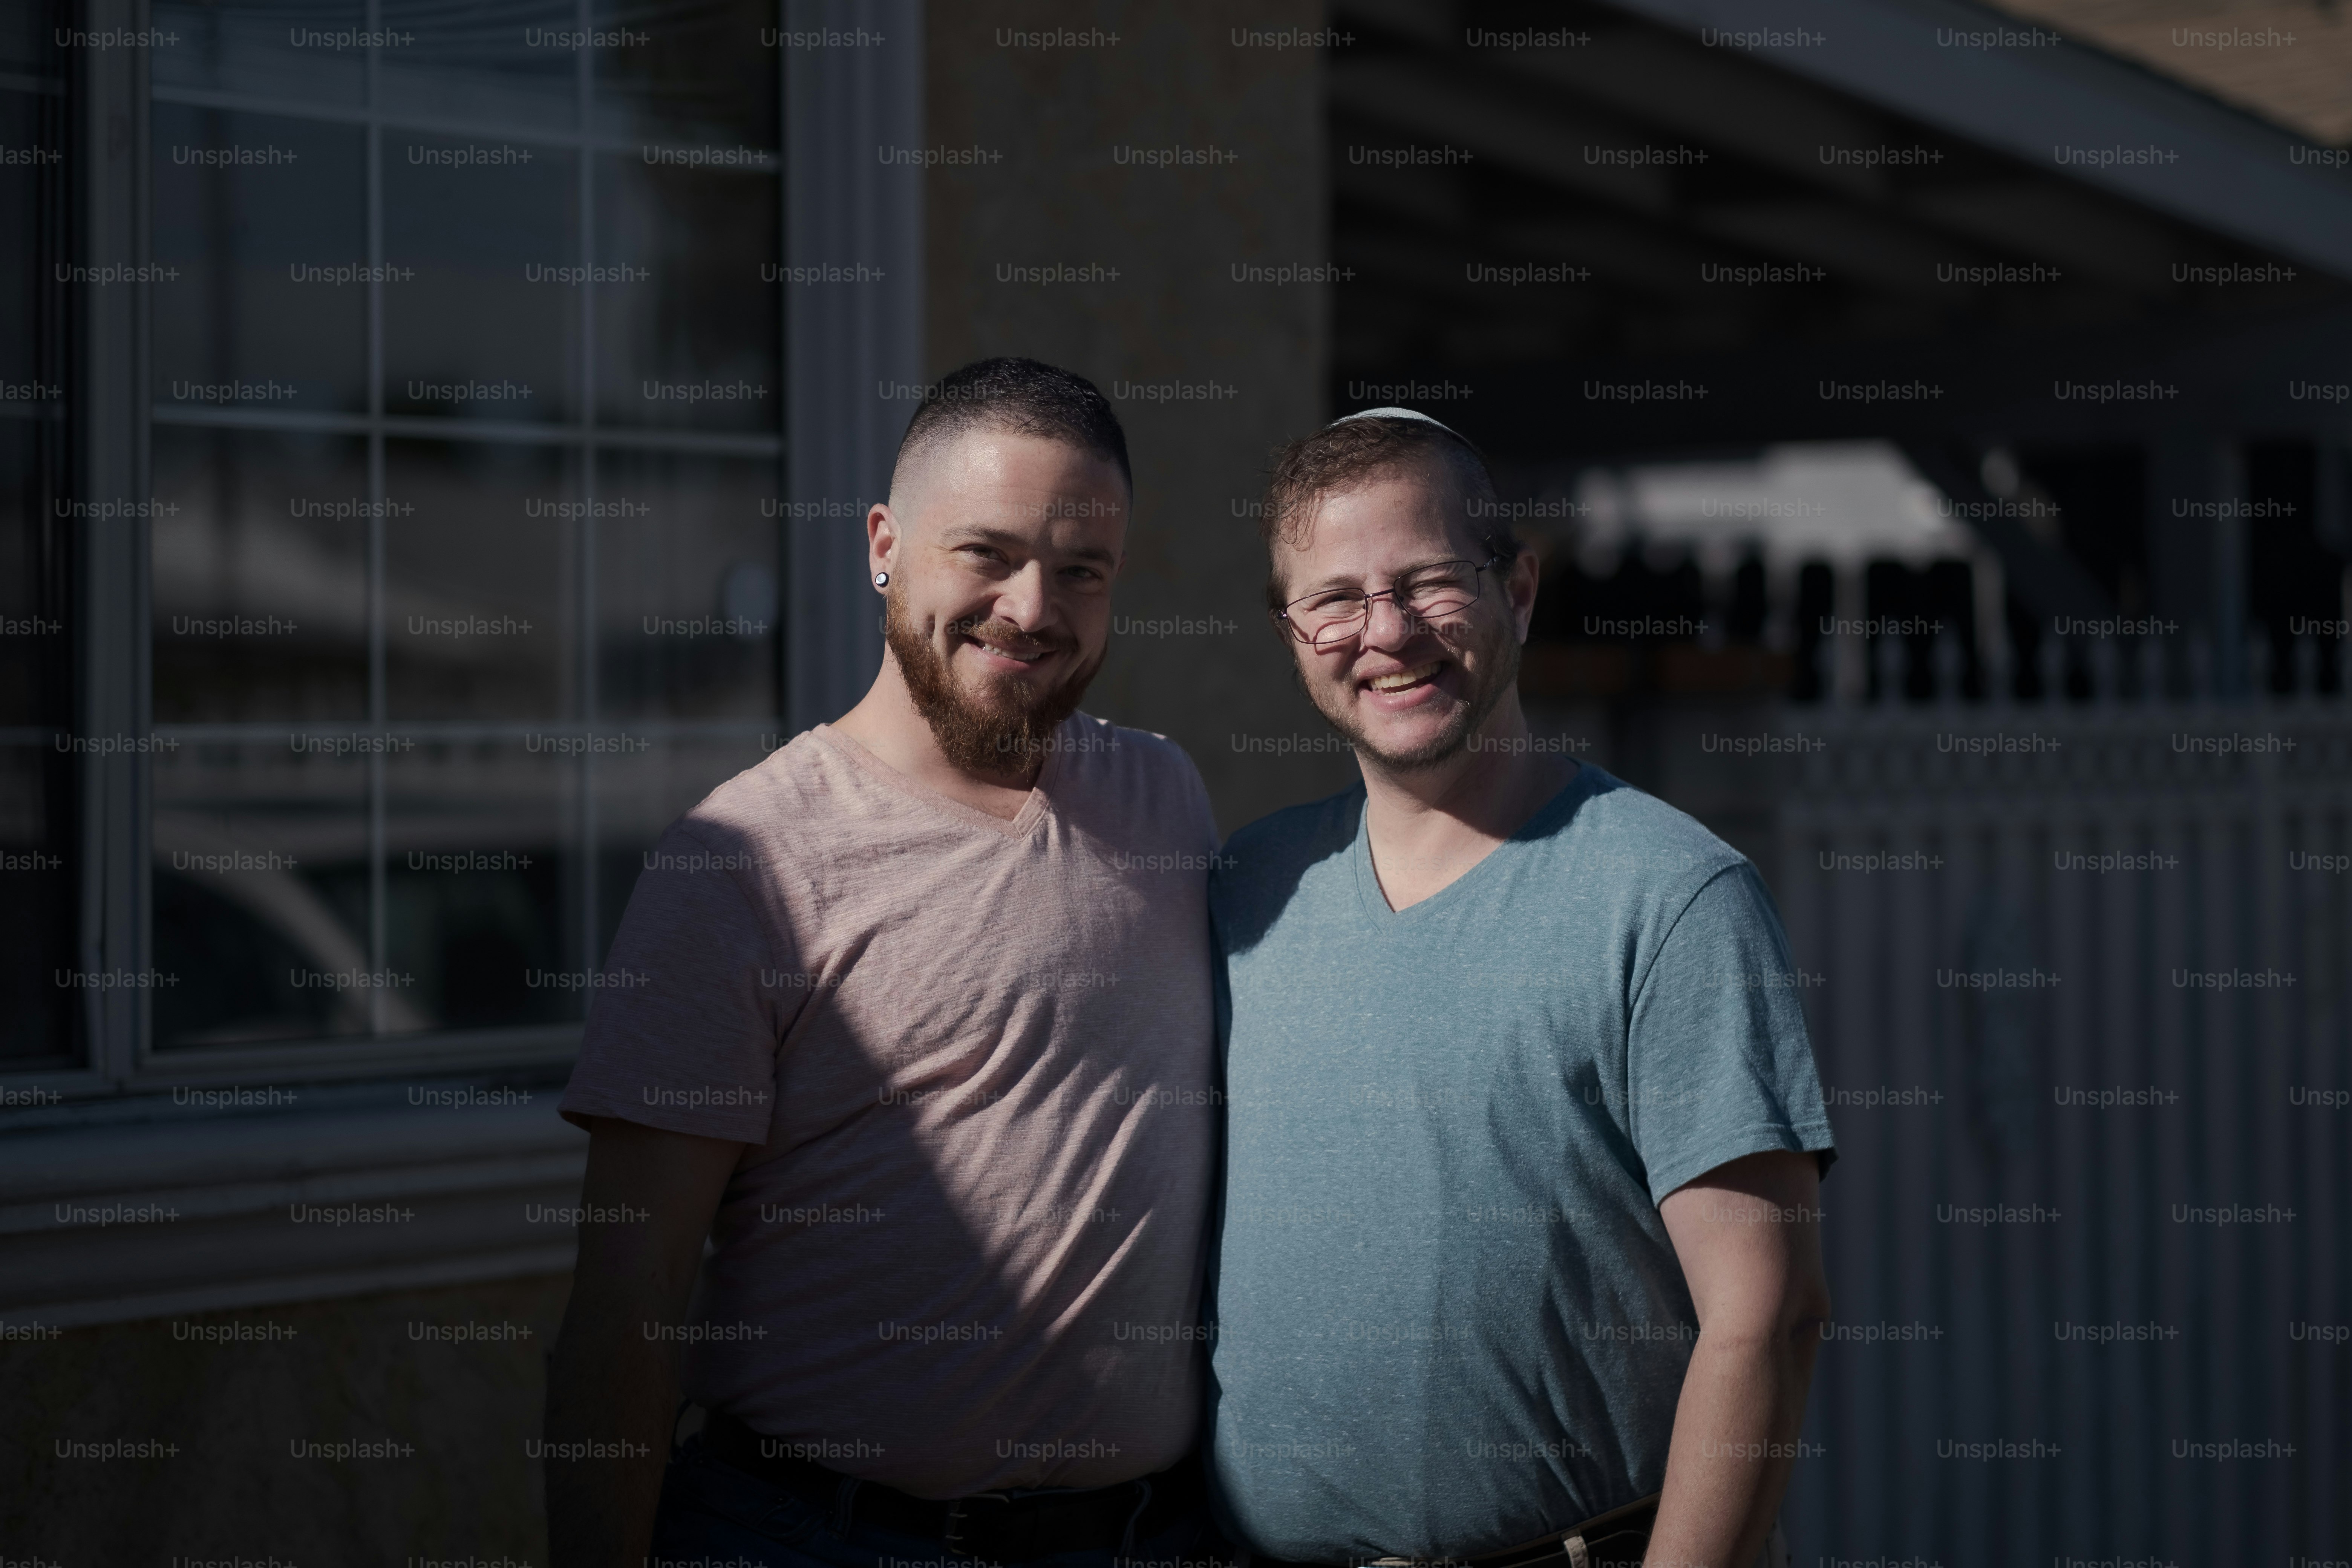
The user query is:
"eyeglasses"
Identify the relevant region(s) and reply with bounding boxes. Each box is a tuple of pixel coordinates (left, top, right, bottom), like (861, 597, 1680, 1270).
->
(1274, 553, 1508, 649)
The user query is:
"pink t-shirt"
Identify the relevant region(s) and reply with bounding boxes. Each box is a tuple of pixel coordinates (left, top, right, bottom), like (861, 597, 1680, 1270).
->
(559, 714, 1221, 1496)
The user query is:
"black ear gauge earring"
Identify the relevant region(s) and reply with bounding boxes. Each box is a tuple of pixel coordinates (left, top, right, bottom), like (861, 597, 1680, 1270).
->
(874, 571, 889, 587)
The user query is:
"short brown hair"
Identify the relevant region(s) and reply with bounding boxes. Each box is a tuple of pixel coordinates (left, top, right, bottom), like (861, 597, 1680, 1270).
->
(894, 357, 1131, 496)
(1258, 416, 1516, 611)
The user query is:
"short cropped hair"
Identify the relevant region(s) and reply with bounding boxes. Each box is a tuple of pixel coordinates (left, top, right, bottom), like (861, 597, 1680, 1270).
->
(892, 357, 1132, 496)
(1258, 415, 1516, 609)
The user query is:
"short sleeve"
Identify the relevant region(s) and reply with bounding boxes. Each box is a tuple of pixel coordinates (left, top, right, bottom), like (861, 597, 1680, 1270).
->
(1625, 862, 1837, 1204)
(557, 822, 798, 1144)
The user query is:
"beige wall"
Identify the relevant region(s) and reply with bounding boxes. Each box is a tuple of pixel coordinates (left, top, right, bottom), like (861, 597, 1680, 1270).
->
(0, 1273, 568, 1562)
(925, 0, 1356, 832)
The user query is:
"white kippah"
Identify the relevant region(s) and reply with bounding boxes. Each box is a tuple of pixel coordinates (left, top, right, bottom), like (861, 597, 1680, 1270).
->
(1328, 406, 1461, 436)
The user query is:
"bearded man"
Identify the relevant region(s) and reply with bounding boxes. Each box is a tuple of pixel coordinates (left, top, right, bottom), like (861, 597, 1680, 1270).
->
(545, 358, 1228, 1568)
(1205, 410, 1836, 1568)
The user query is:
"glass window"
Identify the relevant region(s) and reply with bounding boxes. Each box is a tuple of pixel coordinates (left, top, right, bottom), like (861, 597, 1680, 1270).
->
(9, 0, 786, 1082)
(151, 104, 369, 414)
(0, 18, 70, 1071)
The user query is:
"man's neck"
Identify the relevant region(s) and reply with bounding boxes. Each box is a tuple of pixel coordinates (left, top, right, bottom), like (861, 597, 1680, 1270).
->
(831, 655, 1043, 822)
(1357, 692, 1577, 911)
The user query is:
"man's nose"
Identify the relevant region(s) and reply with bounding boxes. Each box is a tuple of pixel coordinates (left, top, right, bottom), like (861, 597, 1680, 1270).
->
(1359, 592, 1418, 651)
(995, 560, 1050, 631)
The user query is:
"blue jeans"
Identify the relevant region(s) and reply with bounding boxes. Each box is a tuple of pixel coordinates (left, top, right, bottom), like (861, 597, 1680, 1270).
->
(648, 1432, 1239, 1568)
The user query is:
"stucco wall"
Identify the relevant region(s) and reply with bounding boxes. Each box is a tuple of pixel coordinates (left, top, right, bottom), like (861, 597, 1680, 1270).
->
(923, 0, 1355, 832)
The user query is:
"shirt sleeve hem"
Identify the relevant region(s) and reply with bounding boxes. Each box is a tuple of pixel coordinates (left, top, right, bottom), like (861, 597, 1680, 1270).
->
(556, 1094, 768, 1145)
(1645, 1122, 1839, 1207)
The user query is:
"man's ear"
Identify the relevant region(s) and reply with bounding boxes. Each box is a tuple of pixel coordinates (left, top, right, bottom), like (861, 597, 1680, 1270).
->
(1508, 544, 1540, 643)
(867, 501, 901, 582)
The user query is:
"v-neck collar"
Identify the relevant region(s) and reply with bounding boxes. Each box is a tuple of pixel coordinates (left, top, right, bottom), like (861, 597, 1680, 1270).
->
(1349, 763, 1602, 926)
(810, 721, 1064, 840)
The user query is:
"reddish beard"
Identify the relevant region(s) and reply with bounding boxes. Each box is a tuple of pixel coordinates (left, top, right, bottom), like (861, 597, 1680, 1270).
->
(884, 589, 1102, 778)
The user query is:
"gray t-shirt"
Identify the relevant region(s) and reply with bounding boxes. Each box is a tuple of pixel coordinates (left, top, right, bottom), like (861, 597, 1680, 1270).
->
(1205, 764, 1835, 1562)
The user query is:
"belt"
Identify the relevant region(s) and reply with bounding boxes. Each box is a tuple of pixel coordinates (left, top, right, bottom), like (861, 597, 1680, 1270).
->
(1261, 1492, 1661, 1568)
(701, 1410, 1206, 1562)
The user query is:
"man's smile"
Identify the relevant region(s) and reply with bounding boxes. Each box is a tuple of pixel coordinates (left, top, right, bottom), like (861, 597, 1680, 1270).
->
(961, 631, 1058, 669)
(1363, 659, 1445, 694)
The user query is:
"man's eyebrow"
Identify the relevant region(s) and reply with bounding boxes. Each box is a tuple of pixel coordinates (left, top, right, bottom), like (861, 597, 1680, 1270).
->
(1294, 555, 1462, 595)
(937, 523, 1119, 566)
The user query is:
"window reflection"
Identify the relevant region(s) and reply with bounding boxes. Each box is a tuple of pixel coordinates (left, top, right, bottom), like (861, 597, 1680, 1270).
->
(384, 132, 579, 424)
(0, 41, 73, 1068)
(153, 427, 371, 723)
(386, 738, 580, 1032)
(590, 0, 779, 149)
(594, 451, 777, 719)
(152, 105, 369, 414)
(384, 439, 577, 720)
(594, 152, 779, 431)
(144, 0, 786, 1057)
(152, 739, 375, 1046)
(153, 0, 370, 108)
(378, 0, 577, 134)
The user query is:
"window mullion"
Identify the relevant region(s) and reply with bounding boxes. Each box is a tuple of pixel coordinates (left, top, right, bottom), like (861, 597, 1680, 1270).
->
(365, 0, 388, 1036)
(576, 0, 598, 982)
(76, 0, 153, 1087)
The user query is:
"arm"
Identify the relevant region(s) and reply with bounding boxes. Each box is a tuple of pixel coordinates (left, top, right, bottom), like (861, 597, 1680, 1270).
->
(545, 1116, 747, 1568)
(1642, 1150, 1830, 1568)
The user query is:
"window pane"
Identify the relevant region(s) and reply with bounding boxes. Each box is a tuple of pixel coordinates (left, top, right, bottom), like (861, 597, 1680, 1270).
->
(595, 452, 778, 718)
(591, 0, 780, 152)
(594, 150, 778, 431)
(0, 735, 74, 1066)
(0, 90, 63, 405)
(1, 5, 62, 77)
(0, 78, 72, 1068)
(152, 737, 373, 1048)
(153, 0, 369, 108)
(378, 0, 578, 135)
(387, 738, 580, 1031)
(385, 132, 579, 424)
(120, 0, 788, 1076)
(385, 438, 578, 720)
(153, 426, 369, 723)
(152, 103, 368, 415)
(0, 424, 66, 730)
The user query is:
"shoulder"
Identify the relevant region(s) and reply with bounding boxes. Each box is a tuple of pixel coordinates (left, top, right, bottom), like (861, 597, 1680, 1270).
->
(1559, 765, 1750, 894)
(1220, 786, 1360, 865)
(1530, 767, 1770, 956)
(687, 729, 837, 822)
(1067, 711, 1198, 783)
(671, 730, 846, 844)
(1067, 710, 1213, 804)
(1056, 712, 1219, 848)
(1210, 787, 1362, 922)
(1061, 711, 1209, 805)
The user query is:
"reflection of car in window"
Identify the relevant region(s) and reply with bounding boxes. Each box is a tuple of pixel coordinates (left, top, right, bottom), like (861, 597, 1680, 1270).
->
(153, 870, 378, 1046)
(152, 822, 579, 1047)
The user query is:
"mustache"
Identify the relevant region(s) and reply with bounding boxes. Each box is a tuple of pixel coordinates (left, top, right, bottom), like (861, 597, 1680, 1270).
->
(945, 615, 1075, 659)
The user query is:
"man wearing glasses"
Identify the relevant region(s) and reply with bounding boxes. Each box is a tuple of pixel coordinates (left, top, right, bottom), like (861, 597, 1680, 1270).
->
(1206, 410, 1836, 1568)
